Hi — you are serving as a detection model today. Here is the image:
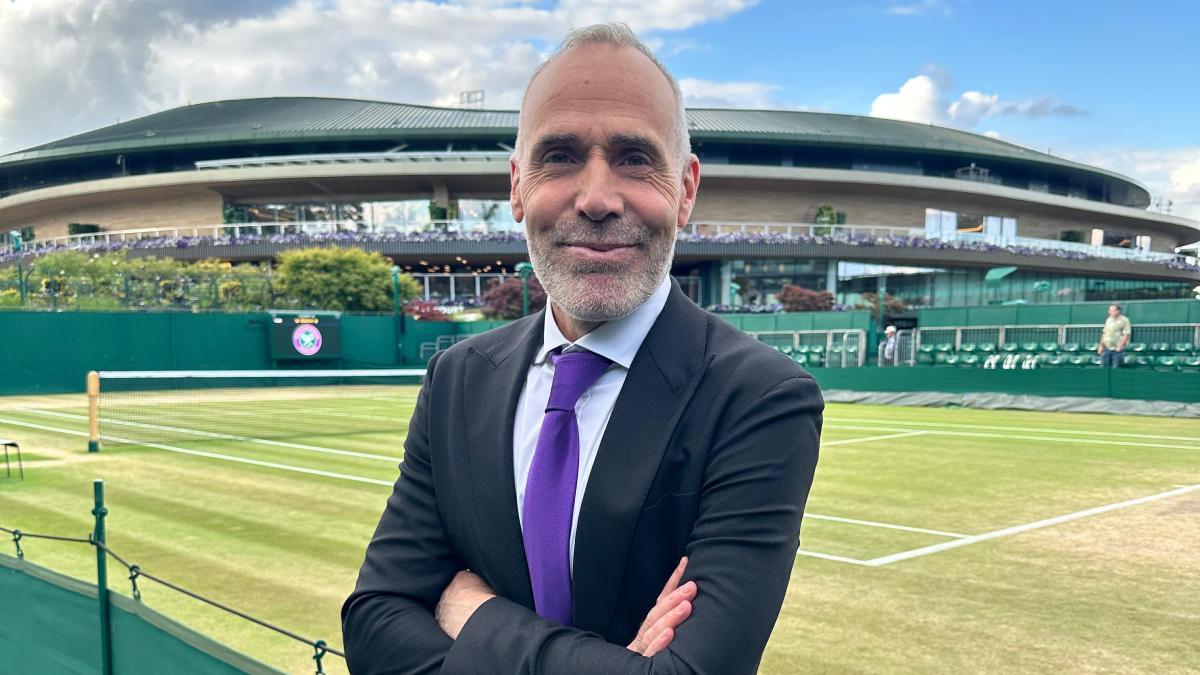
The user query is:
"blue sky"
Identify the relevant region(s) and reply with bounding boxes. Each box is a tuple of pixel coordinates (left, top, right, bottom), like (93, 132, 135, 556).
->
(0, 0, 1197, 216)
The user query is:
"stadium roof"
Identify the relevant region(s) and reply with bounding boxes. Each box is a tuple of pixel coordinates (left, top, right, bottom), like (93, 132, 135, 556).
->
(0, 96, 1145, 196)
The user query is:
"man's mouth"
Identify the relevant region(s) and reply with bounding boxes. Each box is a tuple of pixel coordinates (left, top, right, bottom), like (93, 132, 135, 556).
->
(560, 241, 639, 262)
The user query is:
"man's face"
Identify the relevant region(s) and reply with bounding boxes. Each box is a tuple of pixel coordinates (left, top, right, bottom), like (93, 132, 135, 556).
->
(1108, 305, 1120, 318)
(510, 43, 700, 322)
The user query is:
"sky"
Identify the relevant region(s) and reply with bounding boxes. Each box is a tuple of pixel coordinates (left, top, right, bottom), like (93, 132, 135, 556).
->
(0, 0, 1197, 219)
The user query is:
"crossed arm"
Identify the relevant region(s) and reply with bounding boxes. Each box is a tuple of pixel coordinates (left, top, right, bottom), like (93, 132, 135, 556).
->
(342, 359, 822, 674)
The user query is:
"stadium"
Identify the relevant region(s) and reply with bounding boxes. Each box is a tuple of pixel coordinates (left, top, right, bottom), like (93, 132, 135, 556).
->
(2, 96, 1199, 675)
(2, 96, 1199, 310)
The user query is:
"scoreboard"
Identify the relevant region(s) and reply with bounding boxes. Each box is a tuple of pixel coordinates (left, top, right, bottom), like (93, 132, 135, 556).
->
(269, 311, 342, 361)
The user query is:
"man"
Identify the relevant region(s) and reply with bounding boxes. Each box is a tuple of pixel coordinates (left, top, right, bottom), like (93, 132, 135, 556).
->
(1097, 304, 1131, 367)
(343, 23, 823, 674)
(881, 325, 899, 366)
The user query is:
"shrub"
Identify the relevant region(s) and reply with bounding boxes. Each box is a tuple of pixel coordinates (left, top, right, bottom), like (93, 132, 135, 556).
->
(273, 247, 418, 312)
(481, 276, 547, 320)
(776, 284, 835, 312)
(404, 299, 452, 321)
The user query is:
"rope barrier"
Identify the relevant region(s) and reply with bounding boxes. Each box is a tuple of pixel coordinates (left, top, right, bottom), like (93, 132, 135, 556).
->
(1, 519, 344, 671)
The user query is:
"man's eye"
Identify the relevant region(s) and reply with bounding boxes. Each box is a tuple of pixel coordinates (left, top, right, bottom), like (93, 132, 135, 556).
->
(621, 153, 651, 167)
(543, 151, 573, 164)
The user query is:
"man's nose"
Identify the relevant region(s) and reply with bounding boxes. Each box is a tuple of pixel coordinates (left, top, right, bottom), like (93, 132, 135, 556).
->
(574, 156, 624, 222)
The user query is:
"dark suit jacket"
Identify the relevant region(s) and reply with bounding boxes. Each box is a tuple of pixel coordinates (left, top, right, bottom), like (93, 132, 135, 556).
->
(343, 278, 823, 674)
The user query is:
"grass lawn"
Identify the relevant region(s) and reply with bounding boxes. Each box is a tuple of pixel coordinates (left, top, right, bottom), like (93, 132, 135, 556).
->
(1, 388, 1197, 674)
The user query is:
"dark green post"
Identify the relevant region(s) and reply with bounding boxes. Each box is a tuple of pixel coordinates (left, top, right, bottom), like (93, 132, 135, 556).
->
(92, 479, 113, 675)
(392, 265, 402, 315)
(515, 262, 534, 317)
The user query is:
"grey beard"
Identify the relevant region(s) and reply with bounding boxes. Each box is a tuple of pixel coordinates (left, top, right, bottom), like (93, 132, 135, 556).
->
(527, 217, 675, 322)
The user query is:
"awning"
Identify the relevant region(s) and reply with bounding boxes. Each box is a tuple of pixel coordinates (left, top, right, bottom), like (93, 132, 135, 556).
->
(984, 266, 1018, 285)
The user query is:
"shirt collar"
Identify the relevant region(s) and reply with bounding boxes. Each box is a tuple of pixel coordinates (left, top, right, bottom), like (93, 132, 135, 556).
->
(535, 275, 672, 369)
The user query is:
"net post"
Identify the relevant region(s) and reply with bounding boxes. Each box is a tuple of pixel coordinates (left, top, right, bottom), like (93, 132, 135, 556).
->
(92, 479, 113, 675)
(87, 371, 100, 452)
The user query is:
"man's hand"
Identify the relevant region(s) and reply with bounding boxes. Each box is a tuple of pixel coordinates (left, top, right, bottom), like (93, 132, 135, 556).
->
(626, 556, 697, 657)
(1096, 344, 1104, 355)
(435, 570, 496, 639)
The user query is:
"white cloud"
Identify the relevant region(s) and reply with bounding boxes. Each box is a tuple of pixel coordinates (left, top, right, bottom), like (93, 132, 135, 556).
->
(868, 72, 1085, 129)
(887, 0, 952, 16)
(679, 78, 780, 108)
(1064, 147, 1200, 222)
(0, 0, 762, 154)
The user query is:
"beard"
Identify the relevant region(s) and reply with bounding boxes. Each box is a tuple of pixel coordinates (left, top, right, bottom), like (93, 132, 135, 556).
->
(526, 214, 675, 322)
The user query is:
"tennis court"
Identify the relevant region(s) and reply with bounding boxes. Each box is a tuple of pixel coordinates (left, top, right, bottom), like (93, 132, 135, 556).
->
(1, 385, 1197, 673)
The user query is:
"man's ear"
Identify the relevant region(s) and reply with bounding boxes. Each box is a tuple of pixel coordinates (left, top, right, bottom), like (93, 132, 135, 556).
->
(676, 154, 700, 230)
(509, 157, 525, 222)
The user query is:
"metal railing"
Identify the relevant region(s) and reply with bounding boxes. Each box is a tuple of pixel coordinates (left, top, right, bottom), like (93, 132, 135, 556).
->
(912, 322, 1200, 355)
(878, 329, 916, 366)
(747, 329, 868, 367)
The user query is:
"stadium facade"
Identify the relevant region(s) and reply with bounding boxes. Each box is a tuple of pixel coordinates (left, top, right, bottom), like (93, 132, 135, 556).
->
(1, 96, 1198, 313)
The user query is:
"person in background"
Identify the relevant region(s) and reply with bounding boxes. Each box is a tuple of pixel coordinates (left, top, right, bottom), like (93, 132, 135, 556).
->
(1097, 304, 1131, 367)
(881, 325, 899, 366)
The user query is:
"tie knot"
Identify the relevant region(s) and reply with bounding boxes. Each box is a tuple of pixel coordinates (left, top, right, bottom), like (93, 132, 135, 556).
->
(545, 348, 611, 412)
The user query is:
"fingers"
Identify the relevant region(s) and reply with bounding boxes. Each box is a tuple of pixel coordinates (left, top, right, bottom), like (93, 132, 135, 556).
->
(636, 579, 696, 643)
(658, 556, 688, 602)
(640, 599, 692, 657)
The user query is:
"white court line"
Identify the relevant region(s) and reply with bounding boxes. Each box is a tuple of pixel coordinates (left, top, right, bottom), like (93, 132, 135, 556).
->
(824, 423, 1200, 451)
(796, 549, 873, 566)
(0, 416, 394, 487)
(864, 482, 1200, 567)
(826, 417, 1200, 443)
(822, 430, 927, 446)
(20, 408, 402, 463)
(805, 513, 968, 539)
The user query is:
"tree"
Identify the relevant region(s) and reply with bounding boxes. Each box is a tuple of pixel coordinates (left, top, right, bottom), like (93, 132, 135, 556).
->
(855, 292, 909, 320)
(481, 276, 547, 319)
(776, 284, 835, 312)
(273, 247, 407, 311)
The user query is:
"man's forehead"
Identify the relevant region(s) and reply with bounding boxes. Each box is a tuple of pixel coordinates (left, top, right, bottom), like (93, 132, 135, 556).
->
(519, 44, 676, 149)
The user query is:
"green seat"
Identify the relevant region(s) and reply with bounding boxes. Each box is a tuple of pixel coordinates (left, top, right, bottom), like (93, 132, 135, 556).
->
(916, 353, 934, 365)
(959, 354, 980, 367)
(1068, 355, 1089, 367)
(1083, 342, 1099, 353)
(918, 344, 935, 354)
(977, 342, 997, 353)
(778, 345, 793, 355)
(808, 345, 825, 355)
(1127, 342, 1147, 353)
(806, 353, 824, 367)
(1128, 355, 1153, 369)
(935, 343, 954, 353)
(999, 343, 1019, 353)
(1154, 355, 1177, 371)
(1180, 356, 1200, 371)
(959, 342, 977, 353)
(1060, 342, 1080, 353)
(933, 352, 949, 364)
(1150, 342, 1172, 354)
(791, 353, 808, 366)
(1087, 355, 1103, 367)
(795, 345, 810, 354)
(1040, 342, 1058, 353)
(1037, 351, 1057, 363)
(1021, 342, 1040, 353)
(1172, 342, 1194, 355)
(943, 354, 960, 366)
(1044, 355, 1066, 367)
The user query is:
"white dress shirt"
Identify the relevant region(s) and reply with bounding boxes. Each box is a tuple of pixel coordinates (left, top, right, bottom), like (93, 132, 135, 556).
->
(513, 275, 672, 569)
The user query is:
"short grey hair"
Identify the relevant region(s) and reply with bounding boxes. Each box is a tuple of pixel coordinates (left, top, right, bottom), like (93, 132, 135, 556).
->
(515, 22, 691, 171)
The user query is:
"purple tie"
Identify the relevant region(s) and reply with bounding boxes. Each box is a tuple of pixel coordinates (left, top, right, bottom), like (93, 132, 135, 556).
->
(523, 347, 612, 626)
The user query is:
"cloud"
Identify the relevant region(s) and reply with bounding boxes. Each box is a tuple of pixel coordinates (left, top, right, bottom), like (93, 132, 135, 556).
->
(887, 0, 952, 16)
(1064, 147, 1200, 222)
(679, 78, 780, 108)
(0, 0, 761, 154)
(869, 73, 1086, 129)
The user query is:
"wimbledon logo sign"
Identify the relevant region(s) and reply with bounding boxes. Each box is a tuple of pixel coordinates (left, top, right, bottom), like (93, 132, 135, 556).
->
(291, 324, 323, 356)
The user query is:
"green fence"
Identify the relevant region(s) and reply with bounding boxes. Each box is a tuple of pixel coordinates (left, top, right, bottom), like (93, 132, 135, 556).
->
(918, 299, 1200, 328)
(0, 480, 334, 674)
(811, 367, 1200, 403)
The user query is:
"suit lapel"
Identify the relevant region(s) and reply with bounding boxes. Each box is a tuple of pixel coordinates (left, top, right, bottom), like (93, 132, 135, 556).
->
(463, 311, 544, 609)
(571, 279, 711, 635)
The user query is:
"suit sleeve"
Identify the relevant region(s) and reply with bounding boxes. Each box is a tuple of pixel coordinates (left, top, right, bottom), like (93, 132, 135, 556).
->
(440, 375, 823, 674)
(342, 350, 460, 674)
